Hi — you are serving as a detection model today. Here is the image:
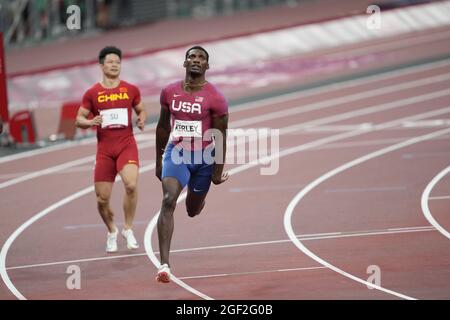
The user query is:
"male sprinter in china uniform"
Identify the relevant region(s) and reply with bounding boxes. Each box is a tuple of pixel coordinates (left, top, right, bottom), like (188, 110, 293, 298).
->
(155, 46, 229, 283)
(76, 46, 147, 253)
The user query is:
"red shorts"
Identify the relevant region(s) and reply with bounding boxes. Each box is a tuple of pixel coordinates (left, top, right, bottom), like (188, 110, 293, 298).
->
(94, 140, 139, 182)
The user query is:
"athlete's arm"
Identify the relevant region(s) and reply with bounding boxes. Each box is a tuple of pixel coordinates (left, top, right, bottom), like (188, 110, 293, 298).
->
(133, 102, 147, 131)
(75, 106, 101, 129)
(155, 106, 171, 180)
(212, 114, 229, 185)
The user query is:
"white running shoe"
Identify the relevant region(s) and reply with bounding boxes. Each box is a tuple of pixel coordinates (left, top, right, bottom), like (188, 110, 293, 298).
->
(156, 264, 171, 283)
(121, 228, 139, 250)
(106, 228, 118, 253)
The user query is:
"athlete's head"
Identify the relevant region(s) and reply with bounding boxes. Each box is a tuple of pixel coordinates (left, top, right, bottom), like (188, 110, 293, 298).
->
(99, 46, 122, 78)
(184, 46, 209, 76)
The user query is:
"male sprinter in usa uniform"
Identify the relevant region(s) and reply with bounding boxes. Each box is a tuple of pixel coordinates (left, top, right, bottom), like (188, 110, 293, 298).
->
(155, 46, 229, 283)
(76, 46, 147, 253)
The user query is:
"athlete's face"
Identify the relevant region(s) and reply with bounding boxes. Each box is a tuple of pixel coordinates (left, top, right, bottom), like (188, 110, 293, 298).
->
(184, 49, 209, 75)
(101, 53, 121, 78)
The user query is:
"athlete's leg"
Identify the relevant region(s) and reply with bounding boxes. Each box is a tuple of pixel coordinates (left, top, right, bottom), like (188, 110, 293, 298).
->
(185, 189, 208, 217)
(95, 182, 116, 233)
(95, 148, 120, 252)
(185, 159, 214, 217)
(118, 163, 139, 230)
(157, 144, 190, 267)
(116, 142, 140, 230)
(157, 177, 183, 266)
(94, 149, 118, 233)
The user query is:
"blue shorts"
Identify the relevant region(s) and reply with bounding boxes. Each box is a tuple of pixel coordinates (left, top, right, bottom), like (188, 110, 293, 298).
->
(162, 143, 215, 194)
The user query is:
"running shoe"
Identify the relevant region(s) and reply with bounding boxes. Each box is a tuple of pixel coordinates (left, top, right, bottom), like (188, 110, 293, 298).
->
(156, 263, 171, 283)
(121, 228, 139, 250)
(106, 228, 118, 253)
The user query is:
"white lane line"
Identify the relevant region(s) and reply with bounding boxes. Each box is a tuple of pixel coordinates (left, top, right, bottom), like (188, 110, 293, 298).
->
(305, 123, 373, 132)
(326, 28, 450, 58)
(0, 162, 154, 300)
(178, 266, 327, 280)
(3, 102, 449, 299)
(6, 253, 145, 270)
(284, 127, 450, 300)
(322, 136, 450, 148)
(324, 186, 406, 193)
(0, 138, 98, 164)
(63, 220, 149, 230)
(0, 166, 95, 179)
(0, 160, 154, 180)
(429, 195, 450, 200)
(3, 75, 450, 191)
(280, 88, 450, 135)
(2, 57, 450, 166)
(0, 125, 155, 164)
(0, 155, 94, 189)
(233, 101, 450, 185)
(144, 208, 213, 299)
(144, 110, 450, 300)
(421, 166, 450, 239)
(230, 184, 407, 194)
(0, 185, 95, 300)
(232, 73, 450, 128)
(387, 226, 432, 231)
(6, 226, 434, 271)
(300, 228, 435, 241)
(402, 152, 450, 159)
(232, 58, 450, 115)
(0, 141, 153, 190)
(402, 119, 450, 128)
(0, 172, 33, 180)
(228, 184, 305, 193)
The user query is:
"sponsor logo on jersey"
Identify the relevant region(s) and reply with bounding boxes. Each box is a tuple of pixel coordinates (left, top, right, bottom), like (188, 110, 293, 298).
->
(98, 92, 130, 103)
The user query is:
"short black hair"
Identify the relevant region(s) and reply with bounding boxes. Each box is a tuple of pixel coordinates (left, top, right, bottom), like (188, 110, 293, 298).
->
(99, 46, 122, 64)
(185, 46, 209, 62)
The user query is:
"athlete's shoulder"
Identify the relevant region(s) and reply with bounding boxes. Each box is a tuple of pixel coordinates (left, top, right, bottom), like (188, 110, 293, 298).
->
(206, 82, 227, 100)
(84, 82, 102, 94)
(120, 80, 139, 92)
(81, 83, 101, 108)
(162, 81, 182, 93)
(160, 81, 180, 106)
(206, 81, 219, 90)
(206, 82, 224, 95)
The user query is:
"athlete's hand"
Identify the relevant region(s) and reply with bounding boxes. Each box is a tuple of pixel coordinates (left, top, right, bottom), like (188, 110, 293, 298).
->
(212, 171, 229, 185)
(136, 116, 145, 131)
(90, 115, 103, 127)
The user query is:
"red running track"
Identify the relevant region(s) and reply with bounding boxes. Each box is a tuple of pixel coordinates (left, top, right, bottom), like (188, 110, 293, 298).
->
(1, 38, 450, 301)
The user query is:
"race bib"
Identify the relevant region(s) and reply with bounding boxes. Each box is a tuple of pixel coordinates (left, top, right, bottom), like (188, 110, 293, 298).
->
(172, 120, 202, 138)
(100, 108, 128, 129)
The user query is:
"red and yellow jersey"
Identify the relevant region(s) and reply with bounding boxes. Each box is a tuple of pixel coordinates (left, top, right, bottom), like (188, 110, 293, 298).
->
(81, 80, 141, 144)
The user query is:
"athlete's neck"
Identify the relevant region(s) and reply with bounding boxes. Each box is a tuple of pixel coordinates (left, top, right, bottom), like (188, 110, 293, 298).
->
(183, 75, 207, 93)
(101, 76, 120, 89)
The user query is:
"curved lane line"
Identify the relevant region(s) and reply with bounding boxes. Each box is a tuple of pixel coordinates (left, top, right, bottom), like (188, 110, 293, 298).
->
(421, 166, 450, 239)
(284, 127, 450, 300)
